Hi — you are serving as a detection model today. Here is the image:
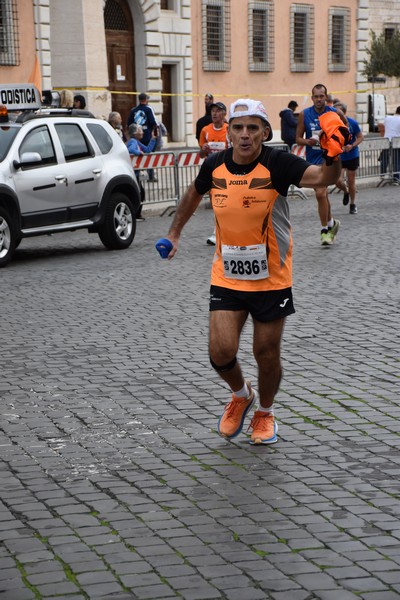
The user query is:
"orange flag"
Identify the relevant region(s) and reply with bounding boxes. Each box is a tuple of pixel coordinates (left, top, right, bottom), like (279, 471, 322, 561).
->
(28, 55, 42, 96)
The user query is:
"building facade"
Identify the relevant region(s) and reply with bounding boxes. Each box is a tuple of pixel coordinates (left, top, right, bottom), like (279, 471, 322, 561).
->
(362, 0, 400, 115)
(0, 0, 399, 145)
(0, 0, 38, 86)
(192, 0, 359, 139)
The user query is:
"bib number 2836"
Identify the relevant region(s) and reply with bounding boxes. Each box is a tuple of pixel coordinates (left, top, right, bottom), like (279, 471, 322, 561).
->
(221, 244, 269, 280)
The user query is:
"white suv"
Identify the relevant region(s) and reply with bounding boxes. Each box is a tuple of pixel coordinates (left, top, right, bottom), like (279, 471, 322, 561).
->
(0, 98, 140, 267)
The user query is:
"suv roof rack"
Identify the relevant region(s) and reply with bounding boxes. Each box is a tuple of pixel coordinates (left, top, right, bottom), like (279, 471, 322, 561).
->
(16, 108, 96, 123)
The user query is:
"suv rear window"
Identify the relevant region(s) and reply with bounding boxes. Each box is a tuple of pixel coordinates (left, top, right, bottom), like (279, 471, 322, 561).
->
(87, 123, 113, 154)
(55, 123, 93, 161)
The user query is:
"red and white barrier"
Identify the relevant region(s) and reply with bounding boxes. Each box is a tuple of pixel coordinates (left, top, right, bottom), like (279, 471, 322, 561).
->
(130, 151, 175, 169)
(291, 144, 306, 159)
(176, 151, 204, 167)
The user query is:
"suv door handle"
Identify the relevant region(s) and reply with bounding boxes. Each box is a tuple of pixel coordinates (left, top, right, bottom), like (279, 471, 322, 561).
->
(55, 175, 68, 185)
(92, 169, 102, 175)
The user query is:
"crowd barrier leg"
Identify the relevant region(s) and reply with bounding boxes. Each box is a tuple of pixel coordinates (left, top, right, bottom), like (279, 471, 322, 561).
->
(289, 185, 309, 200)
(131, 151, 178, 216)
(288, 144, 309, 200)
(381, 143, 400, 186)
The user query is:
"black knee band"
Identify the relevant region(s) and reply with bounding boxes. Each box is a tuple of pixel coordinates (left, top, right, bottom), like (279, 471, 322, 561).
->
(210, 356, 237, 372)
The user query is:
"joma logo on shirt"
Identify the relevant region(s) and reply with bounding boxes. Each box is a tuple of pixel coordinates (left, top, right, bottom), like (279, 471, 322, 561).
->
(229, 180, 247, 185)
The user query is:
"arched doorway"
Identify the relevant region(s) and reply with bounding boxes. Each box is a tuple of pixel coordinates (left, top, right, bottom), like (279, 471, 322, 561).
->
(104, 0, 136, 129)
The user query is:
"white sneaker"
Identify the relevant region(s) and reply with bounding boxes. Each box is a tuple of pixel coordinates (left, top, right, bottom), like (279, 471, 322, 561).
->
(207, 234, 216, 246)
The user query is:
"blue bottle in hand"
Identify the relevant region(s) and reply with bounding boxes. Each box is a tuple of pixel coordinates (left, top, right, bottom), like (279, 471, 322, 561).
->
(155, 238, 173, 259)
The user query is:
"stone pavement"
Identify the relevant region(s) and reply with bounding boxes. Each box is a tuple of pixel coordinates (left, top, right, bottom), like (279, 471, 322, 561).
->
(1, 183, 400, 600)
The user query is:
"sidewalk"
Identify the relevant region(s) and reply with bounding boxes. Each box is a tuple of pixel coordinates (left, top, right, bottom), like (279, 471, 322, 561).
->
(1, 184, 400, 600)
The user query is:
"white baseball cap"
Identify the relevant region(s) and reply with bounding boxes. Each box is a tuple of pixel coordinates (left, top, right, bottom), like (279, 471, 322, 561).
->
(229, 98, 273, 141)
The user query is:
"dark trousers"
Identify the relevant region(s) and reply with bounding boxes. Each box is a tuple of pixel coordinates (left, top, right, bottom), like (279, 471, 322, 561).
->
(135, 171, 145, 217)
(379, 148, 400, 180)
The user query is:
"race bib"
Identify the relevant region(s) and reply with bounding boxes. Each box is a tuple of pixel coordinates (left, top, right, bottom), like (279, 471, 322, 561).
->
(221, 244, 268, 280)
(208, 141, 226, 153)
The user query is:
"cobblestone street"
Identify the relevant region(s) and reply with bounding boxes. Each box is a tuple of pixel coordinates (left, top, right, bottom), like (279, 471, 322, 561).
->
(1, 184, 400, 600)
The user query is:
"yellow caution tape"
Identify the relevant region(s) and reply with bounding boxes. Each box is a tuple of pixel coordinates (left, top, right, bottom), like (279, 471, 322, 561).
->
(53, 85, 398, 97)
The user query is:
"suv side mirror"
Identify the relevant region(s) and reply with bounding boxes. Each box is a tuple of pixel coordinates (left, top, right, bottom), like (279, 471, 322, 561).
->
(13, 152, 42, 169)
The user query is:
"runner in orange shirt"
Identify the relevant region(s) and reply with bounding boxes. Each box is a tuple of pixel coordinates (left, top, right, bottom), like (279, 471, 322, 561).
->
(199, 102, 229, 158)
(161, 99, 348, 445)
(199, 102, 229, 245)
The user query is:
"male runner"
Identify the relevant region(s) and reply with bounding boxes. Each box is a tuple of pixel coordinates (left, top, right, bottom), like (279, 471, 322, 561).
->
(296, 84, 347, 245)
(162, 99, 348, 444)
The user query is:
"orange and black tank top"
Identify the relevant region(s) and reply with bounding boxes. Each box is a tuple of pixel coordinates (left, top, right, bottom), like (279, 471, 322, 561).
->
(209, 157, 293, 292)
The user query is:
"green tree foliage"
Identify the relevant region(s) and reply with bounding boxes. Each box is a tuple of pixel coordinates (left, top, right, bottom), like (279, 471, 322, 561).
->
(362, 30, 400, 79)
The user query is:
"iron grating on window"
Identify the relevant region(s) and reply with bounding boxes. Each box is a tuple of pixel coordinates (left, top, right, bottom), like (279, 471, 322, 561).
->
(328, 7, 350, 72)
(104, 0, 129, 31)
(0, 0, 19, 66)
(202, 0, 231, 72)
(384, 25, 400, 42)
(290, 3, 314, 73)
(248, 1, 274, 72)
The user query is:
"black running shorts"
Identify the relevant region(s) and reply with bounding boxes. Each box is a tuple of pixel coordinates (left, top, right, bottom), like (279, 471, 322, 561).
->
(209, 285, 295, 322)
(341, 156, 359, 171)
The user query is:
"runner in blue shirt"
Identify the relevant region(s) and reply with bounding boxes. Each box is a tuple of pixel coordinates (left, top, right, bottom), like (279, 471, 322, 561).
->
(296, 84, 348, 245)
(333, 102, 363, 214)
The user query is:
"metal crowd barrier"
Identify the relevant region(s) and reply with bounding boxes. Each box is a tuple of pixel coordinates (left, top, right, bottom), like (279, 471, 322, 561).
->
(130, 138, 400, 214)
(176, 151, 205, 191)
(290, 138, 400, 188)
(381, 137, 400, 185)
(385, 136, 400, 185)
(130, 152, 178, 213)
(288, 144, 309, 200)
(358, 137, 390, 185)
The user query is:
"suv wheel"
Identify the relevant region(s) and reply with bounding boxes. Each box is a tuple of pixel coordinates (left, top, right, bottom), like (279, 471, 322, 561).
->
(0, 207, 16, 268)
(98, 192, 136, 250)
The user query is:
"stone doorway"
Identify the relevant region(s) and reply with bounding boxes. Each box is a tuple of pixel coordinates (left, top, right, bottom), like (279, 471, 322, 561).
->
(104, 0, 136, 129)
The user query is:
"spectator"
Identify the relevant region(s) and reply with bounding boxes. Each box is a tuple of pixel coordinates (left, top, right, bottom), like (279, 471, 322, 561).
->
(126, 123, 157, 221)
(195, 93, 214, 141)
(59, 90, 74, 108)
(127, 93, 157, 181)
(333, 102, 364, 214)
(108, 111, 126, 142)
(327, 95, 340, 107)
(73, 94, 86, 110)
(126, 123, 157, 156)
(381, 106, 400, 182)
(154, 121, 168, 151)
(279, 100, 298, 148)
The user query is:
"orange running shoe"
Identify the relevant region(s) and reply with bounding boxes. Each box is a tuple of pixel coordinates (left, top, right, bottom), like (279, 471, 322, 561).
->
(248, 410, 278, 445)
(218, 383, 257, 439)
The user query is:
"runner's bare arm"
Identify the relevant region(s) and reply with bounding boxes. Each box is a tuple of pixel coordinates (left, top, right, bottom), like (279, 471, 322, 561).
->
(295, 112, 307, 146)
(166, 182, 204, 259)
(335, 107, 348, 126)
(299, 160, 342, 188)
